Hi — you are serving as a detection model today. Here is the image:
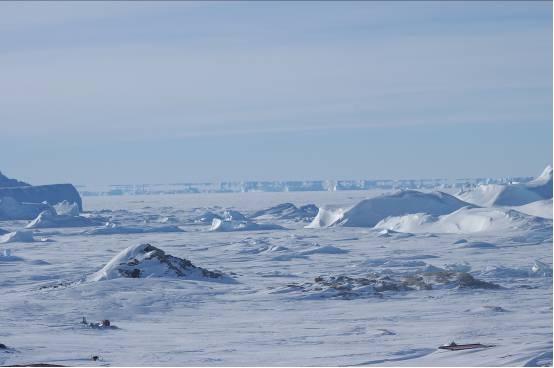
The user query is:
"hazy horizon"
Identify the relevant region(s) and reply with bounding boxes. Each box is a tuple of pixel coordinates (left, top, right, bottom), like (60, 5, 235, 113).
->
(1, 1, 551, 185)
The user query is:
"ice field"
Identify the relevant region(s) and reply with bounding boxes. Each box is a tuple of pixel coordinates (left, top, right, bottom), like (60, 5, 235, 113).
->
(0, 177, 552, 366)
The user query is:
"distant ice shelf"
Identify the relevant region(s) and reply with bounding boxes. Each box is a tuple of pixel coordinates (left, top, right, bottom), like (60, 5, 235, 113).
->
(76, 175, 536, 197)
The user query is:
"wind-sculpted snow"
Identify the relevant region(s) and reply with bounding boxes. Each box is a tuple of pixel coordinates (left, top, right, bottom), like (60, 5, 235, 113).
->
(271, 244, 348, 261)
(307, 190, 473, 228)
(526, 165, 553, 199)
(83, 222, 184, 235)
(456, 165, 553, 207)
(375, 207, 552, 234)
(210, 218, 285, 232)
(25, 209, 105, 229)
(0, 196, 53, 220)
(512, 199, 553, 219)
(250, 203, 318, 222)
(273, 268, 500, 300)
(457, 184, 544, 207)
(1, 190, 551, 366)
(88, 243, 232, 282)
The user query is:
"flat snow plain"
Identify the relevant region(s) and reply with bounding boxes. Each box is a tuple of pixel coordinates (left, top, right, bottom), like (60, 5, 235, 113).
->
(0, 190, 551, 366)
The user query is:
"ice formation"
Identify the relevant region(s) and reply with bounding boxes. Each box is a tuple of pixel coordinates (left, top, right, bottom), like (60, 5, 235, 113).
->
(375, 207, 552, 234)
(307, 190, 472, 228)
(26, 210, 105, 229)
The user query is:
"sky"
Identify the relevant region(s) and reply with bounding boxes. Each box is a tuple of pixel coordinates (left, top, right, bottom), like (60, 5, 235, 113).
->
(0, 1, 552, 185)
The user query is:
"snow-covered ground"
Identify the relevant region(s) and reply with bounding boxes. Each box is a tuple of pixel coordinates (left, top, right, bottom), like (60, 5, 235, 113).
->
(0, 189, 551, 366)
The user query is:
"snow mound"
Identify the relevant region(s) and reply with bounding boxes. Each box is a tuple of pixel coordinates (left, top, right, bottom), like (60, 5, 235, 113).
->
(0, 197, 53, 220)
(26, 210, 105, 229)
(209, 218, 285, 232)
(83, 222, 184, 235)
(457, 184, 543, 207)
(89, 243, 232, 282)
(53, 200, 80, 216)
(272, 244, 348, 261)
(512, 199, 552, 219)
(305, 205, 345, 228)
(526, 165, 553, 198)
(0, 230, 34, 244)
(375, 207, 551, 234)
(307, 190, 472, 228)
(456, 165, 553, 207)
(251, 203, 318, 221)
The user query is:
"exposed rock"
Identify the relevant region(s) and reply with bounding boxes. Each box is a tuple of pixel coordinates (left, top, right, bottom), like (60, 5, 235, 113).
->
(89, 243, 232, 282)
(274, 268, 500, 299)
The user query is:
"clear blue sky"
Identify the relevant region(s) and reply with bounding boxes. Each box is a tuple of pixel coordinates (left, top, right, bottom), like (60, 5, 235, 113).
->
(0, 1, 551, 185)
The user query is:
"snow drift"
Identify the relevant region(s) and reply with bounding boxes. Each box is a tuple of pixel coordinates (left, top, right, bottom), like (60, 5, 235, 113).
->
(89, 243, 231, 282)
(210, 218, 285, 232)
(307, 190, 472, 228)
(456, 165, 553, 207)
(83, 223, 184, 235)
(511, 199, 553, 219)
(26, 210, 105, 229)
(526, 165, 553, 199)
(375, 206, 552, 234)
(250, 203, 318, 221)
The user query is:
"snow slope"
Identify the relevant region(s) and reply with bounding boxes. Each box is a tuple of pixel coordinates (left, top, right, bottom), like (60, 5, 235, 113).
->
(375, 206, 552, 234)
(526, 165, 553, 198)
(457, 165, 553, 207)
(457, 184, 544, 207)
(512, 199, 553, 219)
(307, 190, 473, 228)
(83, 222, 184, 235)
(0, 190, 550, 367)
